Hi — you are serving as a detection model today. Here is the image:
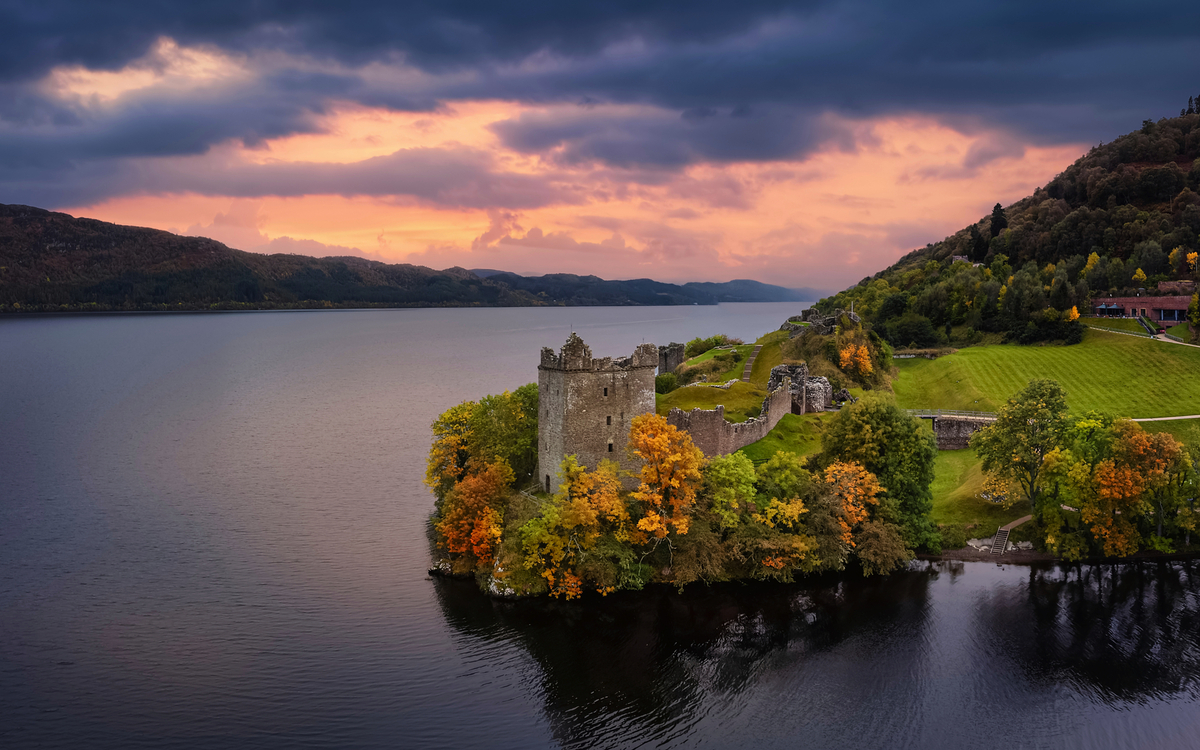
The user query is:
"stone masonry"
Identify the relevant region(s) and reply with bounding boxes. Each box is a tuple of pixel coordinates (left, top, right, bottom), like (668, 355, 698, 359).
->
(666, 379, 793, 457)
(766, 363, 833, 413)
(658, 342, 685, 375)
(538, 334, 658, 492)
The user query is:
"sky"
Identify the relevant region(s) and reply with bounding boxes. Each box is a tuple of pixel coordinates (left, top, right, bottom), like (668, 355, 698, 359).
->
(2, 2, 1198, 291)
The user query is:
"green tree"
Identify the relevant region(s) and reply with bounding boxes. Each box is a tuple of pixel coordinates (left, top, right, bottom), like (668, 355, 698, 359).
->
(990, 203, 1008, 238)
(466, 383, 539, 485)
(812, 394, 938, 549)
(703, 452, 758, 529)
(971, 379, 1069, 512)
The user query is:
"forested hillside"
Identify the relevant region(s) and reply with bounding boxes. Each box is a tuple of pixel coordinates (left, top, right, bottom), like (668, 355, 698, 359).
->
(822, 111, 1200, 345)
(0, 204, 806, 312)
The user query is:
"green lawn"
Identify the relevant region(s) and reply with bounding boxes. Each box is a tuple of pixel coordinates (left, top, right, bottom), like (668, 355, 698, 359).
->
(683, 344, 754, 367)
(892, 328, 1200, 418)
(656, 381, 769, 423)
(928, 450, 1027, 530)
(739, 412, 832, 463)
(1084, 318, 1149, 334)
(1141, 419, 1200, 446)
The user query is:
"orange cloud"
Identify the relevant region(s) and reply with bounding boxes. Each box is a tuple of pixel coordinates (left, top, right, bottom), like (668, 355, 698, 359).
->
(64, 104, 1086, 288)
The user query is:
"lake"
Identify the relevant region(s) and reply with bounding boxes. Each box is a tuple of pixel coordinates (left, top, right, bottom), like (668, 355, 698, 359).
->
(2, 303, 1198, 749)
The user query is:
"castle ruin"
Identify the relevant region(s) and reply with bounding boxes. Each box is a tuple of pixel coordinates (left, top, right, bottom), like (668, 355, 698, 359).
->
(538, 334, 658, 492)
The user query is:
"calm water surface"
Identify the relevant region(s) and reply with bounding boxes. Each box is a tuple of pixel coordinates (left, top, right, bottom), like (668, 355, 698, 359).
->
(2, 304, 1199, 749)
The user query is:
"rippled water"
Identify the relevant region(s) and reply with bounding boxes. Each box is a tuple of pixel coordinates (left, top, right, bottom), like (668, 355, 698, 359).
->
(2, 305, 1198, 749)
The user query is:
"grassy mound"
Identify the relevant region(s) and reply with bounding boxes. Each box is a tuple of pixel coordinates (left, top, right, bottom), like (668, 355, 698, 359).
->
(893, 328, 1200, 418)
(739, 412, 832, 463)
(655, 381, 769, 423)
(928, 450, 1027, 529)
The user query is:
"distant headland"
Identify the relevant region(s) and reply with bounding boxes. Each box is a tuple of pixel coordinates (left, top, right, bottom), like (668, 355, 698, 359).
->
(0, 204, 819, 313)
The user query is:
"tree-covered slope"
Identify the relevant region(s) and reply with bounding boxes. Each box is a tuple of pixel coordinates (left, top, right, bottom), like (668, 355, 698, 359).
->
(822, 112, 1200, 345)
(0, 204, 809, 311)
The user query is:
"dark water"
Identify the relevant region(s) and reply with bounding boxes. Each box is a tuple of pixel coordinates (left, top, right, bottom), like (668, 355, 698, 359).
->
(2, 304, 1199, 749)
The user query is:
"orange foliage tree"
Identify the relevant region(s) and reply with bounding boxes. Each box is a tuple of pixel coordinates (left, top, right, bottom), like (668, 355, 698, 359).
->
(824, 461, 883, 547)
(436, 460, 514, 572)
(1082, 421, 1178, 557)
(838, 343, 873, 376)
(628, 413, 705, 541)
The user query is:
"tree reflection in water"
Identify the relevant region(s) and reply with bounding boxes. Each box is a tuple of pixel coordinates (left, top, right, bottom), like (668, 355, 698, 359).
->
(432, 561, 1200, 749)
(433, 569, 935, 748)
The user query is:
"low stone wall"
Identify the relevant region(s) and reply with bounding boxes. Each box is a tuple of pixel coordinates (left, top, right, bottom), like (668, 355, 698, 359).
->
(932, 416, 991, 450)
(667, 379, 792, 456)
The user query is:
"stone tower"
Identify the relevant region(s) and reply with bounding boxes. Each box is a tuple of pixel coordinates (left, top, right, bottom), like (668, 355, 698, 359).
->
(538, 334, 658, 492)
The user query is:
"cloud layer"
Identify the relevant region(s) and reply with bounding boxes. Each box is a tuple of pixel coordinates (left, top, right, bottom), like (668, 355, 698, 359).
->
(2, 2, 1193, 287)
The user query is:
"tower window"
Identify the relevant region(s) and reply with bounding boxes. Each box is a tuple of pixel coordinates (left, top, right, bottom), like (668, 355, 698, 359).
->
(603, 387, 608, 396)
(606, 416, 612, 425)
(608, 443, 613, 453)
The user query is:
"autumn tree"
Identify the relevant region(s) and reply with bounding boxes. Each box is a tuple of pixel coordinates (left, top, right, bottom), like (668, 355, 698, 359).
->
(436, 460, 514, 574)
(519, 457, 627, 598)
(971, 379, 1069, 512)
(1083, 421, 1177, 556)
(426, 401, 475, 501)
(628, 413, 705, 541)
(812, 394, 937, 550)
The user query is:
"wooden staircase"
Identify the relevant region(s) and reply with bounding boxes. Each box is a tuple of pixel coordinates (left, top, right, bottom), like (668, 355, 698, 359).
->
(990, 526, 1009, 555)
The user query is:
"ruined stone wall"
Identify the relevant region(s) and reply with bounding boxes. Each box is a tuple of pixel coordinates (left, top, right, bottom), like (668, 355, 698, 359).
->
(666, 379, 792, 457)
(538, 334, 658, 490)
(804, 377, 832, 412)
(931, 417, 991, 450)
(658, 342, 685, 375)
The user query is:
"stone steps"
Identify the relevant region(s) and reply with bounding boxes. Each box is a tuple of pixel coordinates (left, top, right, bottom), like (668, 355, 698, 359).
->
(741, 344, 763, 382)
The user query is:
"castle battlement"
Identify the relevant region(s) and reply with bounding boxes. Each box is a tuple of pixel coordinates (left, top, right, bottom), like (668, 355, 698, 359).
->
(539, 333, 658, 372)
(537, 334, 657, 492)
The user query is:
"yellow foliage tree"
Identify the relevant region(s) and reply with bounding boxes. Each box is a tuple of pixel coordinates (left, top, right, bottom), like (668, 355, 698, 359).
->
(628, 413, 705, 540)
(520, 456, 626, 598)
(838, 343, 873, 376)
(1065, 305, 1079, 322)
(1132, 267, 1147, 285)
(425, 402, 474, 499)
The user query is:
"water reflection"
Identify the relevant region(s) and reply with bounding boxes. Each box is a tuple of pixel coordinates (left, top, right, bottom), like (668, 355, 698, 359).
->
(994, 562, 1200, 701)
(434, 570, 936, 748)
(435, 561, 1200, 749)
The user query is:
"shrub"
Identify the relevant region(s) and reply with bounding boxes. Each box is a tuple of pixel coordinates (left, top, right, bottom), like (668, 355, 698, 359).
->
(655, 373, 678, 394)
(938, 523, 969, 550)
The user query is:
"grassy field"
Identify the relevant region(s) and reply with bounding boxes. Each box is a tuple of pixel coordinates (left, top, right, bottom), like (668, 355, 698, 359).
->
(893, 328, 1200, 418)
(656, 381, 768, 423)
(1141, 419, 1200, 446)
(1084, 317, 1149, 334)
(927, 450, 1027, 530)
(740, 412, 832, 463)
(749, 329, 790, 386)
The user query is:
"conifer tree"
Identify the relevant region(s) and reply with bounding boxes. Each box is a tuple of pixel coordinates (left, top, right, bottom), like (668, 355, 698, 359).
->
(989, 203, 1008, 238)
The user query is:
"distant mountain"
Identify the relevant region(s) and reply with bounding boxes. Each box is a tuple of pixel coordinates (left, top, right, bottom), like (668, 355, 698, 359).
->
(0, 204, 815, 312)
(483, 271, 813, 306)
